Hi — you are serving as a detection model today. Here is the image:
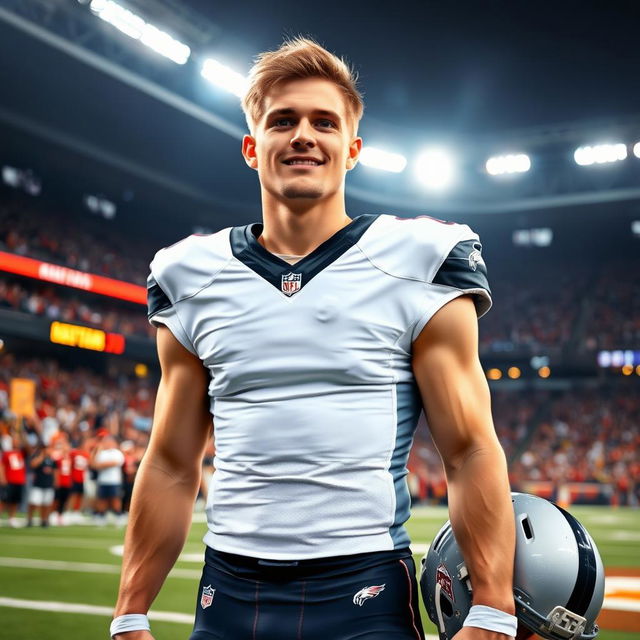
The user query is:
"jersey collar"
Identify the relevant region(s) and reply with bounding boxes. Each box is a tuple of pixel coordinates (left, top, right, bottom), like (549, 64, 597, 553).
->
(230, 214, 379, 296)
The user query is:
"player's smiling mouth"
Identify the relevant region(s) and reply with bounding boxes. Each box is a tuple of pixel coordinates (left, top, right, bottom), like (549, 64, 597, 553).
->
(282, 156, 325, 166)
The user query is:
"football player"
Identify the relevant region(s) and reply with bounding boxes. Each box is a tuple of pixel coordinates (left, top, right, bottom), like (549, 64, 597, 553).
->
(111, 38, 516, 640)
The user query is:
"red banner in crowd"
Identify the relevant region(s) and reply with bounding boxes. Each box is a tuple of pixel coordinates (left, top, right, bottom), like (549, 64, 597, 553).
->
(0, 251, 146, 305)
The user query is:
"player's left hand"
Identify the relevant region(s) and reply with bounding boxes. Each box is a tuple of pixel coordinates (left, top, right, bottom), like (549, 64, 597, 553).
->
(452, 628, 514, 640)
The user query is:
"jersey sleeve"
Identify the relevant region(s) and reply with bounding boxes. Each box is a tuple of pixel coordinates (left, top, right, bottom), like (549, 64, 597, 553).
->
(411, 233, 492, 341)
(147, 268, 197, 355)
(432, 237, 491, 315)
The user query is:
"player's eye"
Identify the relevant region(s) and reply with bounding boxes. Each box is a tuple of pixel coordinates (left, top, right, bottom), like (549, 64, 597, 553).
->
(316, 119, 337, 129)
(272, 118, 295, 127)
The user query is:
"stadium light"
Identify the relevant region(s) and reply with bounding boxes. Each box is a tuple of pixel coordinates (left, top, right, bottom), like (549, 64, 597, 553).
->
(89, 0, 190, 64)
(2, 166, 20, 188)
(201, 59, 248, 98)
(135, 363, 149, 378)
(486, 368, 502, 380)
(486, 153, 531, 176)
(415, 148, 455, 190)
(574, 143, 627, 166)
(2, 165, 41, 196)
(513, 228, 553, 247)
(359, 146, 407, 173)
(538, 366, 551, 378)
(633, 142, 640, 159)
(507, 366, 521, 379)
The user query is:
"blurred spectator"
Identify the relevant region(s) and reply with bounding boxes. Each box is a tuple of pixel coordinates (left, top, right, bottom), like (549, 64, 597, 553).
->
(52, 436, 73, 526)
(27, 444, 55, 527)
(68, 442, 91, 523)
(1, 433, 27, 526)
(91, 433, 125, 524)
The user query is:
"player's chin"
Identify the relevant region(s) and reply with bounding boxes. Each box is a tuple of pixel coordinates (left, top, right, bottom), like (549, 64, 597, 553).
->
(281, 183, 324, 200)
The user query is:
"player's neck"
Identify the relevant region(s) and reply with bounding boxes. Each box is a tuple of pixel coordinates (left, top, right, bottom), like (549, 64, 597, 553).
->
(258, 194, 351, 256)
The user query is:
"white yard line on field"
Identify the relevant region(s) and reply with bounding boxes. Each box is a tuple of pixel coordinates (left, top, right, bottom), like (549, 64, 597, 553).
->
(0, 535, 116, 548)
(0, 597, 193, 623)
(0, 556, 201, 579)
(109, 545, 205, 563)
(604, 531, 640, 542)
(603, 597, 640, 612)
(410, 544, 430, 555)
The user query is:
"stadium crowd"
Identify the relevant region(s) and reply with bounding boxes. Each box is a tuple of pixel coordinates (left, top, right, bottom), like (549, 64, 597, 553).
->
(581, 260, 640, 351)
(0, 196, 154, 286)
(0, 276, 154, 339)
(478, 264, 585, 353)
(0, 353, 153, 526)
(510, 387, 640, 503)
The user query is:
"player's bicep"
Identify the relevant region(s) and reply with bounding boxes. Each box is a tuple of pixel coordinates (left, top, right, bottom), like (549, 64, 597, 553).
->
(412, 296, 496, 471)
(146, 326, 211, 477)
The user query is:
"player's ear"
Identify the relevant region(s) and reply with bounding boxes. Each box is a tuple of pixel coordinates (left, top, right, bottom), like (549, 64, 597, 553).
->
(242, 135, 258, 170)
(346, 137, 362, 171)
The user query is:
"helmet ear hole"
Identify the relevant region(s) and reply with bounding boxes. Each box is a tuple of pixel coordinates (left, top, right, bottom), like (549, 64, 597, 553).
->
(439, 593, 454, 617)
(521, 516, 534, 540)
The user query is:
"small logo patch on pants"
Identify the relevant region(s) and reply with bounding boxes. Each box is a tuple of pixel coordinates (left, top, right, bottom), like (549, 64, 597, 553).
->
(352, 584, 385, 606)
(201, 584, 216, 609)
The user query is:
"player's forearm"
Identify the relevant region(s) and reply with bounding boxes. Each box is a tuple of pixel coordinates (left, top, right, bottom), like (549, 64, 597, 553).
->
(114, 454, 201, 616)
(446, 441, 515, 614)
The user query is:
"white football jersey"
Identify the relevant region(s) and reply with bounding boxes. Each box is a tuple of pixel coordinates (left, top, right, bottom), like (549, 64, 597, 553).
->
(148, 214, 491, 560)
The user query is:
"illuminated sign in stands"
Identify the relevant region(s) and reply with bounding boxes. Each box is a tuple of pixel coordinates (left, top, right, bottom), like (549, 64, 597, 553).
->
(50, 322, 126, 354)
(598, 350, 640, 368)
(0, 251, 146, 304)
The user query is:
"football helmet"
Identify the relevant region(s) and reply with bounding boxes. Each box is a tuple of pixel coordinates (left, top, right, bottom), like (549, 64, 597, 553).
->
(420, 492, 605, 640)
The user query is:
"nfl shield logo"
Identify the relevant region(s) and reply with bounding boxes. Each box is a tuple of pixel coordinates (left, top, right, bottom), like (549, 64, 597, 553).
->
(200, 584, 215, 609)
(281, 272, 302, 296)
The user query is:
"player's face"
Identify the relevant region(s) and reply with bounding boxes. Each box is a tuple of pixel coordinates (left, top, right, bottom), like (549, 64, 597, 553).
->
(243, 77, 361, 202)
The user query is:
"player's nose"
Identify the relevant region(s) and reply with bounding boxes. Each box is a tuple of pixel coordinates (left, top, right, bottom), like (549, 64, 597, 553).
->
(290, 121, 316, 149)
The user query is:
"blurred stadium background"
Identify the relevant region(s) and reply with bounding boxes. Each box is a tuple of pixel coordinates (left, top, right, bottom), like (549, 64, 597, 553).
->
(0, 0, 638, 638)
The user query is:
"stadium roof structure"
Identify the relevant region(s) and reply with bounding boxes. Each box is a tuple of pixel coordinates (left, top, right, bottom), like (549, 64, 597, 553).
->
(1, 0, 640, 231)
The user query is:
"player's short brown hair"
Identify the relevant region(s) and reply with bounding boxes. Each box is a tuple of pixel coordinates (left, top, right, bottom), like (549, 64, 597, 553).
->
(242, 37, 363, 134)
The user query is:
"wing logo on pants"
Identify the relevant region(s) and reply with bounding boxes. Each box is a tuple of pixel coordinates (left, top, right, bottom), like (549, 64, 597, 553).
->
(353, 584, 386, 606)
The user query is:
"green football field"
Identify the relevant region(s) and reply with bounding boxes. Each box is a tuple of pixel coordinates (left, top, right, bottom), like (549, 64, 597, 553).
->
(0, 505, 638, 639)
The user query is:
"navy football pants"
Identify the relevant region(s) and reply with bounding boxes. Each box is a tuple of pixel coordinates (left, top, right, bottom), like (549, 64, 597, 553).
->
(189, 547, 425, 640)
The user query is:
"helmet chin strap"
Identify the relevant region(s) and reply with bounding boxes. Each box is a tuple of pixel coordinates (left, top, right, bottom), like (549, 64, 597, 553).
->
(434, 582, 447, 633)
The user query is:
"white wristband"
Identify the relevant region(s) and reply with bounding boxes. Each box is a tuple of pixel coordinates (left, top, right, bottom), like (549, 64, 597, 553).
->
(110, 614, 151, 638)
(463, 604, 518, 636)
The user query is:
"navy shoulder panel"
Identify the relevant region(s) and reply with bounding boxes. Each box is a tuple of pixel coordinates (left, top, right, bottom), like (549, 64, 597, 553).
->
(147, 277, 172, 319)
(433, 239, 490, 294)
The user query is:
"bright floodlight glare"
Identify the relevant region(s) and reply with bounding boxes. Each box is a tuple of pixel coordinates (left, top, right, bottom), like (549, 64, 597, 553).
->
(574, 143, 627, 166)
(633, 142, 640, 159)
(486, 153, 531, 176)
(89, 0, 190, 64)
(201, 59, 248, 97)
(90, 0, 144, 39)
(140, 24, 190, 64)
(359, 147, 407, 173)
(415, 149, 455, 190)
